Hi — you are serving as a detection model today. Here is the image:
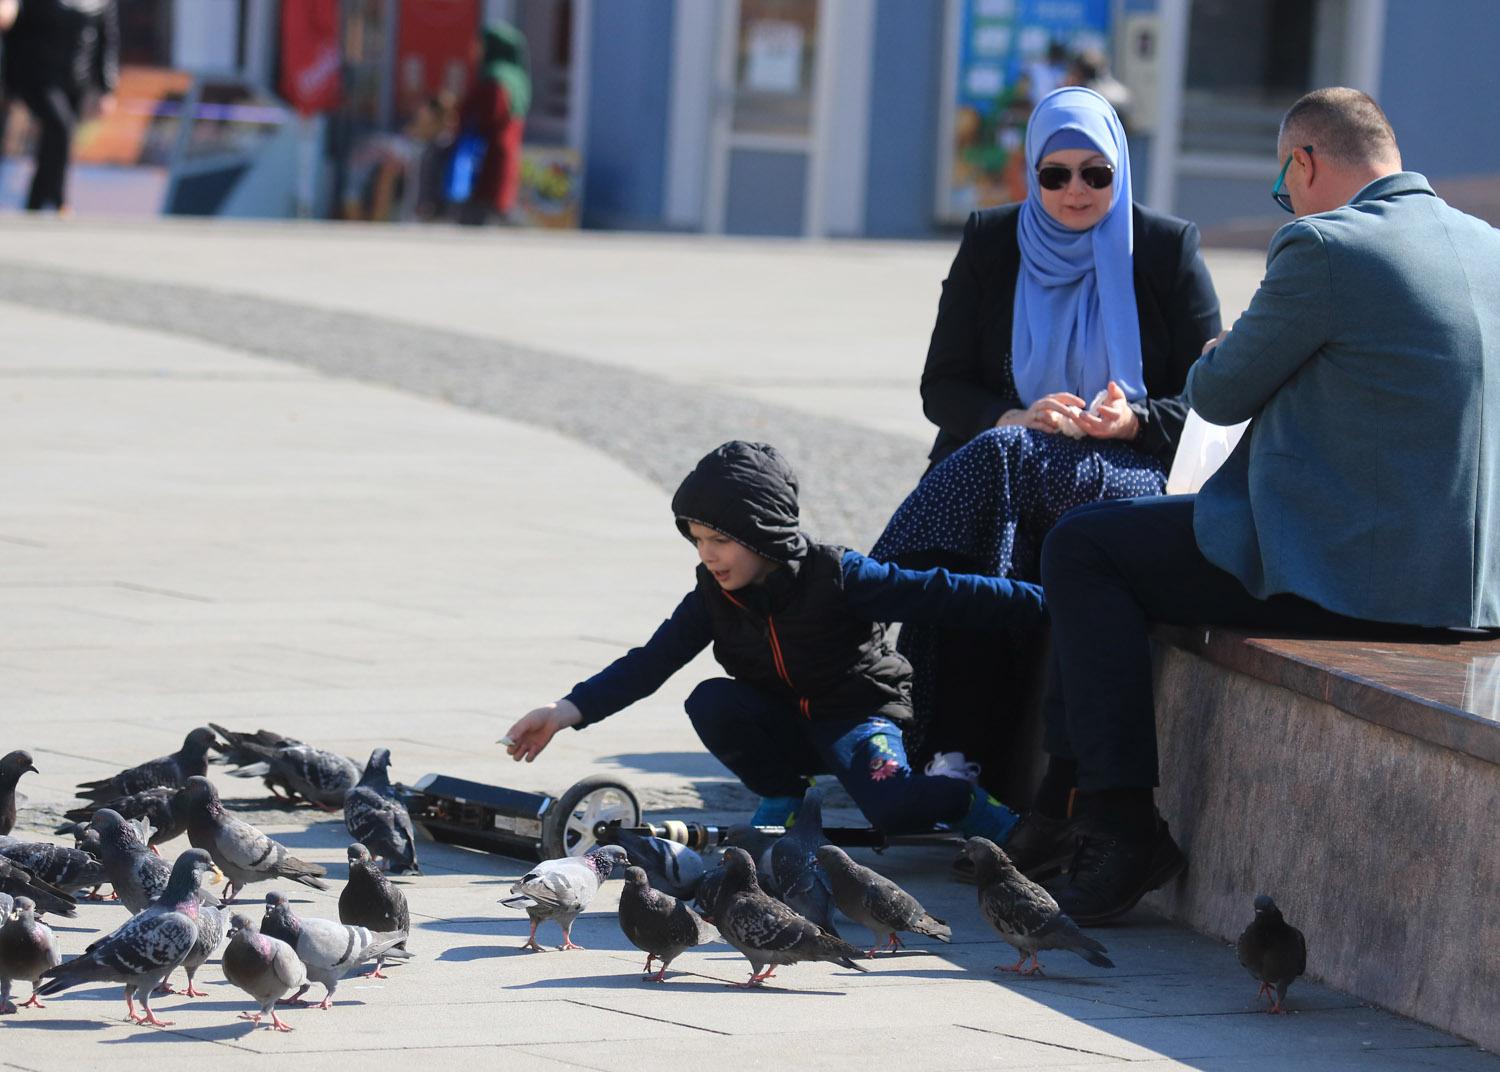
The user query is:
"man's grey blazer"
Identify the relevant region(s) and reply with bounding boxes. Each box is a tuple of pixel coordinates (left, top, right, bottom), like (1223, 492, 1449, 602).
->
(1187, 172, 1500, 628)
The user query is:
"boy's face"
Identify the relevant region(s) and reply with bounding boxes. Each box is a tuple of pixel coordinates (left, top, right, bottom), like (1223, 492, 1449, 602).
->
(686, 522, 778, 591)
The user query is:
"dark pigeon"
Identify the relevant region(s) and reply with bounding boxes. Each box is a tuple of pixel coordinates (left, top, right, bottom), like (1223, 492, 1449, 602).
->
(221, 913, 306, 1031)
(89, 809, 170, 913)
(176, 777, 328, 901)
(55, 822, 108, 898)
(0, 897, 61, 1013)
(0, 837, 106, 898)
(963, 838, 1112, 975)
(62, 786, 184, 847)
(0, 751, 38, 837)
(1237, 894, 1307, 1014)
(227, 743, 360, 810)
(261, 890, 411, 1009)
(339, 843, 409, 977)
(693, 858, 727, 922)
(713, 847, 866, 987)
(617, 866, 718, 982)
(768, 787, 840, 936)
(344, 748, 420, 874)
(500, 845, 629, 951)
(74, 727, 218, 802)
(603, 826, 704, 900)
(36, 848, 217, 1027)
(816, 845, 951, 954)
(0, 855, 77, 917)
(208, 724, 303, 767)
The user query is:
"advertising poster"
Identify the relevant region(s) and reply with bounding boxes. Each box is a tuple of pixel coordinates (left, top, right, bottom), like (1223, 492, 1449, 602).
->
(938, 0, 1111, 222)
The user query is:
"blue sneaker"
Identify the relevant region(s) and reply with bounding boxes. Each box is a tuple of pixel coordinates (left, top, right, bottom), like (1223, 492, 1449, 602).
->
(957, 788, 1020, 843)
(750, 796, 800, 828)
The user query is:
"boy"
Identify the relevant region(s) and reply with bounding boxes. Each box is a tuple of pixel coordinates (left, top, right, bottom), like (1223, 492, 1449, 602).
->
(504, 441, 1046, 840)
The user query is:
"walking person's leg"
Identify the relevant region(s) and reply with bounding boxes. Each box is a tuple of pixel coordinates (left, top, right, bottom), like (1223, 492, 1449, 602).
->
(22, 87, 77, 212)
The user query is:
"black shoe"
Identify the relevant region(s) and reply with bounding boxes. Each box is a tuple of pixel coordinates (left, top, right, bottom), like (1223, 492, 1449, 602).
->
(948, 811, 1078, 884)
(1048, 819, 1186, 926)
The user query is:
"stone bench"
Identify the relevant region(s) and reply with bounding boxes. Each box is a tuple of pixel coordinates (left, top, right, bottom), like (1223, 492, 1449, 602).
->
(1144, 626, 1500, 1050)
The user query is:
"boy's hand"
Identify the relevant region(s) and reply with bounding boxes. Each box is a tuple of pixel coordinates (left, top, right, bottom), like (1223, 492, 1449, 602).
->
(502, 700, 582, 762)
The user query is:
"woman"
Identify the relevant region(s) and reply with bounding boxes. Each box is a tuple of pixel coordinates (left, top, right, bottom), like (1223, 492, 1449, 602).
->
(872, 87, 1221, 793)
(457, 21, 530, 225)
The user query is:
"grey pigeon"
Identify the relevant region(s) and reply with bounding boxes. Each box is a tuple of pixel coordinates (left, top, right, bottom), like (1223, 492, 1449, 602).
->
(228, 743, 360, 810)
(221, 913, 307, 1031)
(339, 844, 409, 977)
(713, 847, 866, 987)
(169, 898, 226, 998)
(0, 855, 77, 917)
(74, 727, 218, 802)
(617, 866, 718, 982)
(260, 890, 411, 1009)
(90, 808, 171, 913)
(693, 859, 727, 922)
(963, 838, 1112, 975)
(62, 786, 184, 847)
(0, 836, 106, 897)
(176, 777, 328, 901)
(55, 822, 107, 898)
(0, 751, 38, 837)
(500, 844, 629, 951)
(344, 748, 420, 874)
(1237, 894, 1307, 1014)
(207, 725, 305, 795)
(816, 845, 951, 954)
(768, 787, 840, 936)
(605, 827, 705, 899)
(0, 897, 61, 1013)
(36, 848, 217, 1027)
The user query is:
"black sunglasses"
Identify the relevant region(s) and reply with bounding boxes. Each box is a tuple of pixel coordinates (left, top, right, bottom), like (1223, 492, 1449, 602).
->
(1272, 145, 1313, 213)
(1036, 162, 1114, 191)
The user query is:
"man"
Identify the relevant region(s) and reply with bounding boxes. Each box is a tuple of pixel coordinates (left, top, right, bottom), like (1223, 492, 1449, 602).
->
(0, 0, 118, 213)
(1008, 87, 1500, 924)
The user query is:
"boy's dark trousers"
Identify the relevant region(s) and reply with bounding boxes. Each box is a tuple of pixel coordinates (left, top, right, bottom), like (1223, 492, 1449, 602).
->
(685, 677, 972, 833)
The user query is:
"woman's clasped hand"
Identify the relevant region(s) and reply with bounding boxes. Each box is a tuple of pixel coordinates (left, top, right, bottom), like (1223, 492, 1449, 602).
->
(996, 380, 1139, 440)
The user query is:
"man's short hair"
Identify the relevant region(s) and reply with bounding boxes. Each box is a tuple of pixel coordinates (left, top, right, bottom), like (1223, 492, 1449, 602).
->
(1280, 88, 1400, 167)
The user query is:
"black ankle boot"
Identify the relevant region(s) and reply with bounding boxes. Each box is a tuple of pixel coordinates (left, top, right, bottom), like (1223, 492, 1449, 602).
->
(1047, 818, 1186, 925)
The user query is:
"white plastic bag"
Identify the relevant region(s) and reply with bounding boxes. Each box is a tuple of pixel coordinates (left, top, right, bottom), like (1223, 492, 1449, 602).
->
(1166, 409, 1249, 495)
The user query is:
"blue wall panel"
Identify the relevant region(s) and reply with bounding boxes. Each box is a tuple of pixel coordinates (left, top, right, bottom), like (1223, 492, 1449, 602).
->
(583, 0, 674, 229)
(863, 0, 946, 237)
(1380, 0, 1500, 179)
(724, 149, 808, 236)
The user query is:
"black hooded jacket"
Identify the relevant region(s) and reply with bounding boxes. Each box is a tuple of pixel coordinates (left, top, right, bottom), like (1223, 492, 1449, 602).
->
(563, 442, 1045, 730)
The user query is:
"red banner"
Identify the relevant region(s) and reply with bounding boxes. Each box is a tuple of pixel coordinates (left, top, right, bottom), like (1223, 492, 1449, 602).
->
(280, 0, 343, 116)
(396, 0, 479, 117)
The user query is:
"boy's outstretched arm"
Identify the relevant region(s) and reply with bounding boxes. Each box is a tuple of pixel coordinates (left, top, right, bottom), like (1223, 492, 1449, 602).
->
(502, 590, 712, 762)
(840, 550, 1047, 628)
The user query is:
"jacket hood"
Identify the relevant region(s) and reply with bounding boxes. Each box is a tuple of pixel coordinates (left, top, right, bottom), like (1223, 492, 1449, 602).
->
(672, 441, 807, 564)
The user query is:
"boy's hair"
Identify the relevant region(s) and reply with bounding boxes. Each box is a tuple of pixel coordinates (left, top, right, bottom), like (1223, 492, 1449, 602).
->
(671, 441, 806, 563)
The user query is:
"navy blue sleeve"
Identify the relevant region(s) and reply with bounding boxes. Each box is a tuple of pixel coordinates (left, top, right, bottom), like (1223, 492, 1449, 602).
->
(840, 550, 1046, 628)
(564, 591, 713, 727)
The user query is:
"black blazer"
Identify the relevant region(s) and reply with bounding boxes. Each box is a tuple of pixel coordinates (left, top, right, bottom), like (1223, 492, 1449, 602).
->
(921, 203, 1222, 465)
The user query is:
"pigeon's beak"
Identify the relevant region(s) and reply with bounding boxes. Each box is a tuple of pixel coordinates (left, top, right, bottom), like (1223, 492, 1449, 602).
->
(25, 764, 38, 774)
(208, 865, 225, 886)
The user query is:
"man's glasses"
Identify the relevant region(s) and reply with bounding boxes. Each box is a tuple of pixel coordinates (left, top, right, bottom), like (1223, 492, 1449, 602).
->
(1272, 145, 1313, 213)
(1036, 163, 1115, 191)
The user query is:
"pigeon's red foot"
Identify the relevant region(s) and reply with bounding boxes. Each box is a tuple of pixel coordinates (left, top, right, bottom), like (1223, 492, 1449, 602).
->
(19, 993, 45, 1009)
(522, 939, 547, 952)
(1257, 981, 1275, 1002)
(149, 845, 162, 857)
(316, 995, 334, 1011)
(269, 1011, 295, 1031)
(238, 1011, 262, 1024)
(131, 1009, 174, 1027)
(183, 983, 208, 998)
(559, 938, 584, 950)
(651, 968, 669, 983)
(1267, 1001, 1289, 1015)
(367, 967, 388, 980)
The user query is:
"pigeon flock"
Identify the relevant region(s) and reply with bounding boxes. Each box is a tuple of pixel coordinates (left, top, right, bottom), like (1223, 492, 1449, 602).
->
(0, 732, 1310, 1035)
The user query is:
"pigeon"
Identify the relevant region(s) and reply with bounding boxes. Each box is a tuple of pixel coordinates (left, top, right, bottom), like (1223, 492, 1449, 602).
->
(36, 848, 218, 1027)
(712, 847, 866, 987)
(603, 826, 705, 900)
(169, 898, 226, 998)
(0, 751, 38, 837)
(55, 822, 108, 898)
(0, 855, 77, 917)
(344, 748, 420, 874)
(963, 838, 1112, 975)
(815, 845, 951, 954)
(617, 866, 718, 982)
(176, 777, 328, 900)
(260, 890, 411, 1009)
(90, 809, 171, 913)
(768, 787, 840, 935)
(0, 897, 61, 1013)
(227, 743, 360, 810)
(221, 913, 307, 1031)
(339, 843, 409, 978)
(74, 727, 218, 802)
(62, 786, 184, 847)
(1237, 894, 1307, 1014)
(208, 724, 304, 776)
(693, 858, 727, 922)
(500, 844, 629, 951)
(0, 836, 107, 898)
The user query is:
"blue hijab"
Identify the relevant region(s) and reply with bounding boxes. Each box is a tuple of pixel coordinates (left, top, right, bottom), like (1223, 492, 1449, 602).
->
(1011, 86, 1143, 407)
